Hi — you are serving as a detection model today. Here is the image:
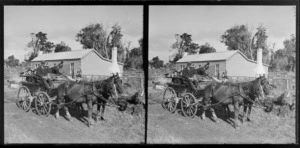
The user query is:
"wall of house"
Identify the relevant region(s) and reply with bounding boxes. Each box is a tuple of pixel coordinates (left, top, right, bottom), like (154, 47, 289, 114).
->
(81, 51, 124, 76)
(31, 60, 81, 78)
(226, 53, 269, 77)
(176, 60, 226, 78)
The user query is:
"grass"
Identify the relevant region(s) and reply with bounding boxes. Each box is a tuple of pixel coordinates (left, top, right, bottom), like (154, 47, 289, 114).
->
(4, 67, 145, 143)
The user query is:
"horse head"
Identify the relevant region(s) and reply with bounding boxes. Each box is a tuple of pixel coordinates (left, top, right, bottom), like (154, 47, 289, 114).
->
(112, 73, 124, 94)
(259, 75, 270, 96)
(255, 75, 273, 112)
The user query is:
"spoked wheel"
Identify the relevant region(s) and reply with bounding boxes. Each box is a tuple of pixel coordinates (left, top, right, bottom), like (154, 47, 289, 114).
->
(17, 86, 33, 112)
(162, 87, 178, 113)
(181, 93, 198, 118)
(35, 91, 52, 117)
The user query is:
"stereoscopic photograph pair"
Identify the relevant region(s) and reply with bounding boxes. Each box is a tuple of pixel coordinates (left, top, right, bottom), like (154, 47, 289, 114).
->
(3, 2, 297, 144)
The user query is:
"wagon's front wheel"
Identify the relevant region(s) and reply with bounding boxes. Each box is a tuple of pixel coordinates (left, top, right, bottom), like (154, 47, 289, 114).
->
(17, 86, 32, 112)
(35, 92, 52, 117)
(162, 87, 178, 113)
(181, 93, 198, 118)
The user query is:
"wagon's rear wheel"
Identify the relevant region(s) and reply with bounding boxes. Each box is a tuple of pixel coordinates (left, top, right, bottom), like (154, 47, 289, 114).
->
(17, 86, 32, 112)
(162, 87, 178, 113)
(35, 91, 52, 117)
(181, 93, 198, 118)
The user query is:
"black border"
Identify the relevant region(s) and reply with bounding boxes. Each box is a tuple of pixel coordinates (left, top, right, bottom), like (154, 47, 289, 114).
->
(0, 0, 299, 146)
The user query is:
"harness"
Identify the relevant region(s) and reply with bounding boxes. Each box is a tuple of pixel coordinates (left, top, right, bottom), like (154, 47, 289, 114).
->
(50, 79, 120, 108)
(197, 79, 266, 109)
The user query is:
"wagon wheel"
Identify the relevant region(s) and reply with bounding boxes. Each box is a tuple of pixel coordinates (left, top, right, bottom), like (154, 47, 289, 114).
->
(181, 93, 198, 118)
(162, 87, 178, 113)
(35, 91, 52, 117)
(17, 86, 33, 112)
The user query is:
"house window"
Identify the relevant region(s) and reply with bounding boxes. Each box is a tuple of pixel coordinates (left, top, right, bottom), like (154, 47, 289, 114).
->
(199, 65, 202, 68)
(180, 65, 184, 71)
(215, 64, 220, 78)
(191, 64, 195, 67)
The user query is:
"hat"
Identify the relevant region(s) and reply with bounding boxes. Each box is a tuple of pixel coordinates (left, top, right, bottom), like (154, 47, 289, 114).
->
(41, 61, 45, 64)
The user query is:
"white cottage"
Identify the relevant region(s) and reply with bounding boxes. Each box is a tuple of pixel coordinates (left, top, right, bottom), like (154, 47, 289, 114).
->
(176, 50, 269, 78)
(31, 49, 124, 78)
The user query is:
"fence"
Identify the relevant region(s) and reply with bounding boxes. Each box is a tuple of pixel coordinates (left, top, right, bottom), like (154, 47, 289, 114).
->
(149, 69, 296, 92)
(228, 75, 296, 92)
(82, 74, 145, 92)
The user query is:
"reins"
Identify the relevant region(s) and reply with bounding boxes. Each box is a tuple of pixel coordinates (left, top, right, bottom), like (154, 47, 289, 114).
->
(195, 78, 267, 109)
(47, 78, 120, 108)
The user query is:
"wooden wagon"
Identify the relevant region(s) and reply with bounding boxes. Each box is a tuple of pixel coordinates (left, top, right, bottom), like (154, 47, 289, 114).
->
(162, 75, 212, 118)
(16, 73, 72, 116)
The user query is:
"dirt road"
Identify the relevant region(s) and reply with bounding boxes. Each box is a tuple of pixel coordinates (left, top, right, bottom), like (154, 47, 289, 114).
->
(147, 102, 295, 144)
(4, 88, 144, 144)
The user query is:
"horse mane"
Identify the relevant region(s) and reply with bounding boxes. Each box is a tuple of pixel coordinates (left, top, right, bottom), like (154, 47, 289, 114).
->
(94, 75, 115, 90)
(238, 77, 261, 95)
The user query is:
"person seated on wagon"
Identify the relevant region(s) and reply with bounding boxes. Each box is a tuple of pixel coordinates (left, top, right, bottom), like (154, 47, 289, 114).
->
(36, 61, 53, 90)
(222, 71, 229, 83)
(181, 62, 198, 91)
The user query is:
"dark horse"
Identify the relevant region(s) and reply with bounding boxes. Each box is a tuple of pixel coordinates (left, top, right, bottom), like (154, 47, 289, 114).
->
(55, 74, 125, 127)
(200, 75, 272, 128)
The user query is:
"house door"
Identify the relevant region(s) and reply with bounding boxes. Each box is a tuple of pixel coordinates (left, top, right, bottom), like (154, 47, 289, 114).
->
(70, 63, 75, 78)
(215, 64, 220, 79)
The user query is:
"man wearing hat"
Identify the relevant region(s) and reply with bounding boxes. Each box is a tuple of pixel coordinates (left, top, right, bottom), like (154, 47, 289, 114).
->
(50, 61, 64, 75)
(36, 61, 52, 90)
(181, 62, 198, 91)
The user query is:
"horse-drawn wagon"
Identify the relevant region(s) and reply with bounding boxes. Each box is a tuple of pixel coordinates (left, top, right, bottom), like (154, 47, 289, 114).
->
(162, 74, 212, 118)
(16, 73, 72, 116)
(162, 70, 273, 128)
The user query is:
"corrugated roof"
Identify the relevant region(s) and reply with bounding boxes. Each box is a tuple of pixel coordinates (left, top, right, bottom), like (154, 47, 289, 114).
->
(32, 49, 93, 61)
(177, 50, 238, 63)
(177, 50, 269, 66)
(31, 49, 124, 65)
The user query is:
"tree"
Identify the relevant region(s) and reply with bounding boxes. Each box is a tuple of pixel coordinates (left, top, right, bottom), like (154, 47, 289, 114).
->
(150, 56, 164, 69)
(26, 32, 54, 61)
(170, 33, 200, 63)
(54, 41, 72, 53)
(5, 55, 19, 67)
(284, 34, 296, 72)
(76, 23, 125, 61)
(269, 34, 296, 72)
(221, 25, 268, 61)
(199, 43, 216, 54)
(124, 37, 143, 69)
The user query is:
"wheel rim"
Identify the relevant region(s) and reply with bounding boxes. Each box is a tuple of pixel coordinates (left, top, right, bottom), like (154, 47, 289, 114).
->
(163, 88, 177, 113)
(181, 94, 197, 117)
(17, 87, 32, 112)
(35, 92, 51, 116)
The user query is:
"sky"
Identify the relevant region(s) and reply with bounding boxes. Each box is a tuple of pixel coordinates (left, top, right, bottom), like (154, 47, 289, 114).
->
(149, 6, 296, 62)
(4, 6, 143, 62)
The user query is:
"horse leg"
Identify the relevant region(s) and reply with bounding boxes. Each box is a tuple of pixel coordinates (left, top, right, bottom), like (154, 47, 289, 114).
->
(233, 101, 240, 128)
(246, 104, 253, 122)
(55, 96, 64, 119)
(76, 103, 83, 117)
(201, 108, 206, 121)
(210, 107, 218, 122)
(55, 107, 60, 119)
(87, 98, 94, 127)
(226, 104, 231, 118)
(64, 106, 73, 121)
(95, 103, 101, 123)
(242, 104, 248, 123)
(100, 103, 106, 121)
